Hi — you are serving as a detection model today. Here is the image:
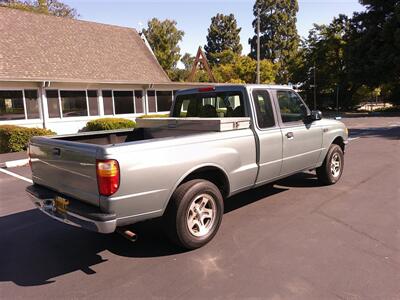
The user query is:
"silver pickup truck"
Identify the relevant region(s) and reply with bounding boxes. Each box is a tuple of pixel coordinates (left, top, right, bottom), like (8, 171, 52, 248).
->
(27, 85, 348, 249)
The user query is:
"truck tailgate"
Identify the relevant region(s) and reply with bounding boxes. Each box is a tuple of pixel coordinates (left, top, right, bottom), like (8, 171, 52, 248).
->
(29, 136, 100, 207)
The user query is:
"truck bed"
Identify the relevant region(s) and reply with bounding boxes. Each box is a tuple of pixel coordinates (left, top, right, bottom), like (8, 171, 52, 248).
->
(55, 117, 251, 146)
(29, 117, 251, 208)
(54, 127, 199, 145)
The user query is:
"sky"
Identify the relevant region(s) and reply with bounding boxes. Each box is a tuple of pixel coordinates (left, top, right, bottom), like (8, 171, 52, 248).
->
(66, 0, 365, 58)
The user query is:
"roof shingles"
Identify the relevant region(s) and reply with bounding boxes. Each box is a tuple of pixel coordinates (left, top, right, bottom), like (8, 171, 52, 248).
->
(0, 7, 170, 83)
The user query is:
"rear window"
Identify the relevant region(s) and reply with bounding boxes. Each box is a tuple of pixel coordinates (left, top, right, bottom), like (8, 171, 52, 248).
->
(172, 91, 245, 118)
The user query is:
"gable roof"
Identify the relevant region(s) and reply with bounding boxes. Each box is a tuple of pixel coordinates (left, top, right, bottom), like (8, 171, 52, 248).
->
(0, 7, 170, 83)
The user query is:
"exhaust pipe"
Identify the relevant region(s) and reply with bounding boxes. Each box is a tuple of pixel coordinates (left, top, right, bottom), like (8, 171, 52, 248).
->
(116, 227, 138, 242)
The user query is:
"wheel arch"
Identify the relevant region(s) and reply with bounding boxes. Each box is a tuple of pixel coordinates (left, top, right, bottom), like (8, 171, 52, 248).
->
(331, 135, 345, 152)
(162, 164, 230, 214)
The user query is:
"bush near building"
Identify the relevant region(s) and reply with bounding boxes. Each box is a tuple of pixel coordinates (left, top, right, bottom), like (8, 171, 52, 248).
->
(83, 118, 136, 132)
(137, 114, 169, 119)
(0, 125, 54, 153)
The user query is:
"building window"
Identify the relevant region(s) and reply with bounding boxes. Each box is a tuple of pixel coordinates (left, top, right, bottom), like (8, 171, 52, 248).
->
(147, 90, 174, 113)
(102, 90, 113, 115)
(147, 90, 156, 113)
(0, 90, 40, 121)
(134, 90, 144, 114)
(46, 90, 61, 118)
(87, 90, 99, 116)
(0, 90, 24, 120)
(60, 90, 88, 117)
(114, 91, 134, 114)
(102, 90, 143, 115)
(156, 91, 173, 112)
(46, 89, 100, 118)
(25, 90, 40, 119)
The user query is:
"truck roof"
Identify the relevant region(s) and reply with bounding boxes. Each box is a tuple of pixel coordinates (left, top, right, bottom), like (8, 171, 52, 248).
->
(175, 84, 294, 95)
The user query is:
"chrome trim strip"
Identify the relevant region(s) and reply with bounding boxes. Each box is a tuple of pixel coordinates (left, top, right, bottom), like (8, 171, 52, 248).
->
(109, 189, 166, 201)
(117, 209, 163, 220)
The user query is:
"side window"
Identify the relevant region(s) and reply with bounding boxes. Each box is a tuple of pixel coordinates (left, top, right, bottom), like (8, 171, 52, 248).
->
(277, 90, 308, 123)
(252, 90, 275, 128)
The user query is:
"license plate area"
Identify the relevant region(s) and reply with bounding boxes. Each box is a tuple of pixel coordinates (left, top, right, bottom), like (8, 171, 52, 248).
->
(54, 196, 69, 214)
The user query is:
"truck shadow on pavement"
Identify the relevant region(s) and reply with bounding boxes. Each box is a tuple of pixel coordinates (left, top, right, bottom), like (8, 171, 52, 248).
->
(349, 126, 400, 140)
(0, 174, 319, 287)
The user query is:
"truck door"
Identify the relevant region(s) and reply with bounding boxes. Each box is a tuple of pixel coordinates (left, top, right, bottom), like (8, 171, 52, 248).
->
(251, 89, 283, 185)
(274, 89, 323, 176)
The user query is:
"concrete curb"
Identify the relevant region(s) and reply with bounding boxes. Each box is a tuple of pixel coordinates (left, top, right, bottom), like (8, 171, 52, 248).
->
(0, 158, 29, 169)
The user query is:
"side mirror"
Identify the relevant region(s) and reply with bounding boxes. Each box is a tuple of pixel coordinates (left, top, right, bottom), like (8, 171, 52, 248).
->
(310, 110, 322, 121)
(305, 110, 322, 122)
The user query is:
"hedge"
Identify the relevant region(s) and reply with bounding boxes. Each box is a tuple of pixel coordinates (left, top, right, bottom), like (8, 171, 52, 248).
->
(0, 125, 55, 153)
(137, 114, 169, 119)
(83, 118, 136, 131)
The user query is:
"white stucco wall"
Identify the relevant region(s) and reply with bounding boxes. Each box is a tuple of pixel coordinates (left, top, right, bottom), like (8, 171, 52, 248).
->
(0, 81, 202, 134)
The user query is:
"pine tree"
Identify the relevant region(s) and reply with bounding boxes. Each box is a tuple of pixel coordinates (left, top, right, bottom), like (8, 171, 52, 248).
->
(249, 0, 299, 83)
(204, 13, 242, 65)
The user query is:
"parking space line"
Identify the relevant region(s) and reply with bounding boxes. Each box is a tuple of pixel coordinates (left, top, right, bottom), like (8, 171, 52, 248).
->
(0, 168, 33, 183)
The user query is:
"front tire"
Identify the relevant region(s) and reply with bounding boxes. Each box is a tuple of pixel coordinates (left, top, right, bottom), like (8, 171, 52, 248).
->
(316, 144, 344, 185)
(163, 179, 224, 250)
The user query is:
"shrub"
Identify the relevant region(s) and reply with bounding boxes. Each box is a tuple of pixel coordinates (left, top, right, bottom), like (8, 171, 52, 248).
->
(83, 118, 136, 131)
(137, 114, 169, 119)
(0, 125, 55, 153)
(373, 105, 400, 113)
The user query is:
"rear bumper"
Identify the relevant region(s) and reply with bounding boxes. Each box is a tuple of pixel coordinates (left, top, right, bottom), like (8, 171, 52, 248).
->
(26, 184, 117, 234)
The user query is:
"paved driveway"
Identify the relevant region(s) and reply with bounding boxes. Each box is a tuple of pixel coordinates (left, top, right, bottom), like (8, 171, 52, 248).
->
(0, 117, 399, 299)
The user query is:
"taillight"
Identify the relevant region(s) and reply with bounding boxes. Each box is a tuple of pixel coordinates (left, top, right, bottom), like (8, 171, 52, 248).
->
(96, 159, 120, 196)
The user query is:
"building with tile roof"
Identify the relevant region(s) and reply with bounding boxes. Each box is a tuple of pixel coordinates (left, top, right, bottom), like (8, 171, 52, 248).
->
(0, 7, 201, 133)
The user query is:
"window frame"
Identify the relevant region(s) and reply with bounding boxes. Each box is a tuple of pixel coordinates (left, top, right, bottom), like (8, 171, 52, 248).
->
(45, 89, 90, 119)
(102, 89, 145, 116)
(0, 88, 41, 121)
(172, 90, 246, 118)
(112, 90, 136, 116)
(87, 90, 100, 116)
(147, 89, 175, 114)
(156, 90, 174, 113)
(59, 89, 89, 118)
(251, 88, 277, 130)
(249, 88, 279, 132)
(46, 89, 104, 119)
(274, 89, 310, 127)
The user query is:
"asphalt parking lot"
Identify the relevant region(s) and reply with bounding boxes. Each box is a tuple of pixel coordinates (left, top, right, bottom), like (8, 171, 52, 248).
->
(0, 116, 399, 299)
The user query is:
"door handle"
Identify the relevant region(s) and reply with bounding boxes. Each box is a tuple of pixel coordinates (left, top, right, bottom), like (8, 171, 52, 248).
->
(286, 132, 294, 139)
(52, 147, 61, 156)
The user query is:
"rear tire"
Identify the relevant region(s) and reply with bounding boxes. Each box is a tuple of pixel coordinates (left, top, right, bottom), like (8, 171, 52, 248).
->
(316, 144, 344, 185)
(163, 179, 224, 250)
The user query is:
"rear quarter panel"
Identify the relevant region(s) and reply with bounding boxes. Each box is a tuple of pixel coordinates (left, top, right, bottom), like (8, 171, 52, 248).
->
(99, 129, 258, 225)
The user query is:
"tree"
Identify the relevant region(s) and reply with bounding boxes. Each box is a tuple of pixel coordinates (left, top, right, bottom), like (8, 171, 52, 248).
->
(181, 53, 195, 70)
(143, 18, 184, 76)
(292, 15, 359, 109)
(249, 0, 300, 83)
(212, 50, 276, 84)
(0, 0, 78, 18)
(204, 13, 242, 65)
(167, 53, 194, 82)
(347, 0, 400, 104)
